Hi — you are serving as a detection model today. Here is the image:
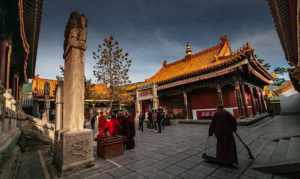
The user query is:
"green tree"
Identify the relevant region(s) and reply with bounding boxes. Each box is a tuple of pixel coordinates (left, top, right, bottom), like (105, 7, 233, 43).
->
(92, 36, 132, 107)
(273, 67, 289, 86)
(255, 55, 271, 70)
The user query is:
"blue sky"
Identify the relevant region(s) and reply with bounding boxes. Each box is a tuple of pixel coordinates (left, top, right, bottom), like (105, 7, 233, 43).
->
(36, 0, 288, 82)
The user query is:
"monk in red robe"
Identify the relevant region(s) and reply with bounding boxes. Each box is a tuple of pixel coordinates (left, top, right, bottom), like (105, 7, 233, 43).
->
(209, 105, 238, 166)
(97, 112, 107, 139)
(106, 113, 120, 136)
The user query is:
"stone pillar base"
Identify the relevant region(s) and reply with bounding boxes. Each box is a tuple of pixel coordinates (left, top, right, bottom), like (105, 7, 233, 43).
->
(54, 129, 95, 176)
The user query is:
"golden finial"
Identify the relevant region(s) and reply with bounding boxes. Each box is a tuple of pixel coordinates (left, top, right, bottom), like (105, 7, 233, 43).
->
(185, 42, 192, 56)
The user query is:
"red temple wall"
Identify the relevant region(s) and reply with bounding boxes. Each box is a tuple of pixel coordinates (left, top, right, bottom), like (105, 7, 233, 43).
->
(222, 85, 236, 107)
(190, 88, 218, 109)
(244, 88, 254, 116)
(222, 86, 240, 118)
(159, 95, 185, 118)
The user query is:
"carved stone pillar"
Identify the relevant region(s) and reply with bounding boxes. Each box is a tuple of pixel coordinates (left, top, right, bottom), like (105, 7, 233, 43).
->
(54, 12, 94, 176)
(55, 78, 63, 130)
(183, 91, 189, 120)
(216, 85, 223, 105)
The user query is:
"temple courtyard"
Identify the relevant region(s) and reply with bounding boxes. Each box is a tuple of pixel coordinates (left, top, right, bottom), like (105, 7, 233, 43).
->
(18, 114, 296, 179)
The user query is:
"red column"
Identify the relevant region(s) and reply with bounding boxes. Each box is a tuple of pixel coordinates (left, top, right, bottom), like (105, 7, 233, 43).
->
(0, 38, 10, 88)
(256, 88, 263, 114)
(249, 87, 257, 116)
(234, 82, 244, 118)
(240, 83, 249, 117)
(183, 91, 189, 120)
(216, 85, 223, 106)
(259, 89, 267, 113)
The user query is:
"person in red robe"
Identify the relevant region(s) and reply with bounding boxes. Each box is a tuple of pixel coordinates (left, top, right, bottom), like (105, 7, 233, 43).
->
(97, 112, 107, 139)
(106, 113, 120, 136)
(123, 112, 136, 149)
(209, 105, 238, 167)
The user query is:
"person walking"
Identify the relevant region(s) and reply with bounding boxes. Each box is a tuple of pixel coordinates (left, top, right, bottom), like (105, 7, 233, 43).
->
(148, 110, 153, 129)
(138, 112, 145, 132)
(153, 109, 157, 130)
(124, 112, 136, 149)
(157, 108, 163, 133)
(208, 105, 238, 167)
(90, 113, 97, 130)
(160, 108, 166, 130)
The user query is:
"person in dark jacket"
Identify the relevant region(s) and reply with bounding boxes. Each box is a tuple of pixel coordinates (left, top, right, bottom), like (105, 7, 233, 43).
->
(209, 105, 238, 167)
(91, 114, 97, 130)
(123, 112, 136, 149)
(139, 112, 145, 132)
(156, 108, 163, 133)
(148, 110, 153, 129)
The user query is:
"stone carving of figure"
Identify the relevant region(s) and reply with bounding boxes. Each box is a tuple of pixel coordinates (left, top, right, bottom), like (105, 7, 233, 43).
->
(63, 11, 87, 58)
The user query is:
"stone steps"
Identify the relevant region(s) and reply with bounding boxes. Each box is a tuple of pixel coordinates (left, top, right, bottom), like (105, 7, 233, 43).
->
(270, 139, 290, 163)
(15, 151, 45, 179)
(252, 136, 300, 176)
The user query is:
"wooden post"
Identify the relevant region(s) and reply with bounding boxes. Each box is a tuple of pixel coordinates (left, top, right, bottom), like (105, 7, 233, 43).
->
(249, 87, 257, 116)
(240, 83, 249, 117)
(259, 88, 267, 113)
(235, 82, 245, 117)
(216, 85, 223, 106)
(256, 87, 263, 114)
(152, 84, 159, 110)
(183, 91, 189, 120)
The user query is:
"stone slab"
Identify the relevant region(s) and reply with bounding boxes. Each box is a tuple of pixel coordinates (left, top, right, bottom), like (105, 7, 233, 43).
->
(55, 129, 95, 176)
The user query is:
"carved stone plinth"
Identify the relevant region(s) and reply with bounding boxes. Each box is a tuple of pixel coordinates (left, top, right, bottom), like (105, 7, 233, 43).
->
(55, 129, 94, 176)
(97, 135, 124, 159)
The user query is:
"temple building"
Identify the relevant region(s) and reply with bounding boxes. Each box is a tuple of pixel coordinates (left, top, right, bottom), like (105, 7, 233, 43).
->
(21, 76, 135, 119)
(136, 36, 273, 120)
(267, 0, 300, 92)
(0, 0, 43, 99)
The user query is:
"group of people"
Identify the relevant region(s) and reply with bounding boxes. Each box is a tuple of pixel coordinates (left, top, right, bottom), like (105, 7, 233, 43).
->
(88, 104, 241, 168)
(90, 110, 136, 149)
(138, 107, 169, 133)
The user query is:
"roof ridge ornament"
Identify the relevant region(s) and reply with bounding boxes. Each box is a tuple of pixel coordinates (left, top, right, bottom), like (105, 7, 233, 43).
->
(220, 35, 229, 44)
(162, 60, 168, 67)
(185, 42, 192, 56)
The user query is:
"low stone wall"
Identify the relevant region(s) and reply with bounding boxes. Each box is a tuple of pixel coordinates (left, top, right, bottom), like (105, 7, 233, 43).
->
(177, 113, 270, 126)
(0, 89, 21, 170)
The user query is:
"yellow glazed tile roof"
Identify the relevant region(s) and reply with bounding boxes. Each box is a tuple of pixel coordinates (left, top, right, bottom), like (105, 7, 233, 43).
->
(32, 76, 57, 98)
(145, 36, 233, 84)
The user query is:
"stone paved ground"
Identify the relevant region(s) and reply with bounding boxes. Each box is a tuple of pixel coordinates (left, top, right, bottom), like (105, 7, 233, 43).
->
(64, 115, 300, 179)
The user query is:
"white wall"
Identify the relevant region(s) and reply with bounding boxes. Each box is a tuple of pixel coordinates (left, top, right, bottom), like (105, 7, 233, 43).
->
(279, 89, 300, 114)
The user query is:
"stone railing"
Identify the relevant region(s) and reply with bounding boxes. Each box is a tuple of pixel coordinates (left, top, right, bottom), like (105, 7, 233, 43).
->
(21, 113, 55, 141)
(0, 84, 21, 166)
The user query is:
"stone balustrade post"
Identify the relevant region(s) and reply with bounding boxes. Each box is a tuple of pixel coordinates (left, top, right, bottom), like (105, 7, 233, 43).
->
(11, 98, 16, 129)
(55, 78, 63, 131)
